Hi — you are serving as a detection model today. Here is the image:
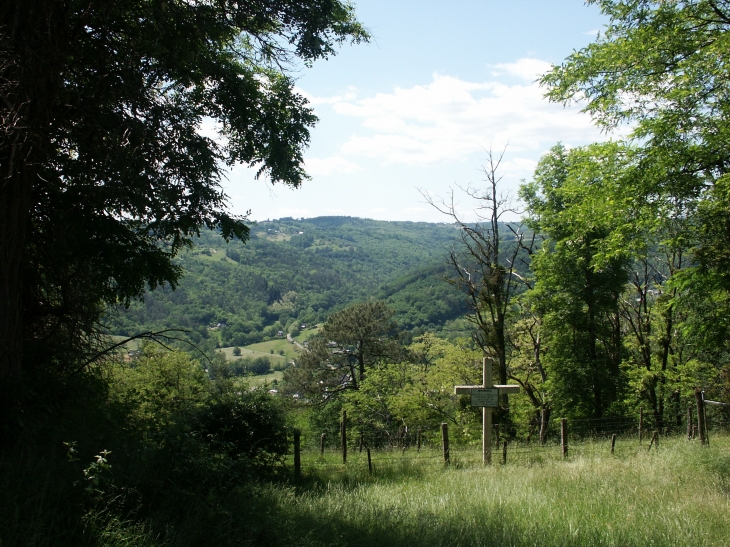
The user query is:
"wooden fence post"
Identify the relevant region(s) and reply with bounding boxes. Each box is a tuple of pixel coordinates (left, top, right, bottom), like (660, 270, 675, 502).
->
(611, 434, 617, 454)
(293, 429, 301, 480)
(320, 432, 326, 455)
(341, 410, 347, 463)
(417, 429, 422, 453)
(702, 391, 710, 446)
(502, 440, 507, 465)
(695, 388, 707, 445)
(494, 424, 500, 448)
(441, 423, 450, 466)
(561, 418, 568, 459)
(367, 447, 372, 475)
(687, 406, 693, 441)
(638, 407, 643, 445)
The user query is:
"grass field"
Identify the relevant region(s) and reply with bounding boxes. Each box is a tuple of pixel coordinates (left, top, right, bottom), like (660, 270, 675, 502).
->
(294, 325, 320, 344)
(5, 427, 729, 546)
(242, 338, 299, 360)
(254, 231, 292, 241)
(219, 343, 292, 364)
(234, 435, 730, 547)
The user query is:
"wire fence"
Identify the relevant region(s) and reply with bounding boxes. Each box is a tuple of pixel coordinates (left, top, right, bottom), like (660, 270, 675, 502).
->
(292, 404, 730, 474)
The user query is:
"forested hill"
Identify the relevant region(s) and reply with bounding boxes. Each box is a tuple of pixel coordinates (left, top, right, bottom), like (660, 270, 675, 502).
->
(109, 217, 472, 347)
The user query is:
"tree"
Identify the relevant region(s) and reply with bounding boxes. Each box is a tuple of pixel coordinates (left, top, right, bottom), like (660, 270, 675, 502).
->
(540, 0, 730, 411)
(520, 143, 630, 418)
(424, 148, 533, 423)
(507, 299, 550, 442)
(541, 0, 730, 286)
(0, 1, 367, 399)
(283, 301, 401, 403)
(343, 334, 484, 445)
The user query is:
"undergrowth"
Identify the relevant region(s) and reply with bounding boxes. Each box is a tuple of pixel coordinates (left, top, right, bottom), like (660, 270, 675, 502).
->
(2, 349, 729, 546)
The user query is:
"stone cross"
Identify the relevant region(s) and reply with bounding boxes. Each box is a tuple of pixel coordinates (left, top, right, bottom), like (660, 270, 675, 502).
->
(454, 357, 519, 464)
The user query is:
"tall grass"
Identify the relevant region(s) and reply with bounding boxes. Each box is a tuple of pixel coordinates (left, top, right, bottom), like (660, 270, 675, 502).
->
(243, 435, 730, 547)
(4, 434, 730, 546)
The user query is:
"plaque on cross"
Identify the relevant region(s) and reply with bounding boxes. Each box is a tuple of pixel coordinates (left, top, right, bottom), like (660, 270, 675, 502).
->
(454, 357, 519, 464)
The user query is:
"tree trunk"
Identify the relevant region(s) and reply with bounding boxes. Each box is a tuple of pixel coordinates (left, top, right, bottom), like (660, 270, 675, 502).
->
(0, 0, 66, 404)
(0, 165, 29, 388)
(539, 406, 551, 445)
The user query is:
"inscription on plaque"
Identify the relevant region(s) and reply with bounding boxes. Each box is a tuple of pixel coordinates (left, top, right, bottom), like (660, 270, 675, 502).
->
(471, 388, 499, 408)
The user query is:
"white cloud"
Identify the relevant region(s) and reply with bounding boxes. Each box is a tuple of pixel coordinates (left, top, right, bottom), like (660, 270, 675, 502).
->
(499, 157, 539, 177)
(304, 156, 361, 176)
(307, 63, 610, 166)
(197, 117, 228, 146)
(295, 86, 357, 106)
(492, 58, 552, 81)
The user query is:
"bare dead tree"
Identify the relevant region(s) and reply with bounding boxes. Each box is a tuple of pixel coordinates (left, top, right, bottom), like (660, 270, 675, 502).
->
(422, 147, 535, 423)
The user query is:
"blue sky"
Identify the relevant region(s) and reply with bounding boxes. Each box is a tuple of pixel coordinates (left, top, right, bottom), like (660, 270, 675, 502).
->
(223, 1, 617, 223)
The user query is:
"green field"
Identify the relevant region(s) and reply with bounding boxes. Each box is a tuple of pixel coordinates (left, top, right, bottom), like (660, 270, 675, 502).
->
(239, 435, 730, 547)
(219, 344, 290, 364)
(241, 338, 299, 360)
(109, 335, 143, 351)
(254, 231, 292, 241)
(294, 325, 320, 344)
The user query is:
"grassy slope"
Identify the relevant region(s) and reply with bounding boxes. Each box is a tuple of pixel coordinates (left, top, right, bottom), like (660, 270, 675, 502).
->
(243, 339, 298, 359)
(218, 345, 290, 364)
(239, 436, 730, 547)
(5, 431, 728, 546)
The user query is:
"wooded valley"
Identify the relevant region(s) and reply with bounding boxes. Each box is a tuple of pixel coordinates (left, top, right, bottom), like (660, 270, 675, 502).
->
(5, 0, 730, 546)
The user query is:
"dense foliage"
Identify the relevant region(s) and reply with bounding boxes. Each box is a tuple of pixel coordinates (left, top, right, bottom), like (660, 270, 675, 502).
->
(7, 1, 730, 545)
(109, 218, 468, 348)
(506, 0, 730, 427)
(1, 348, 291, 546)
(284, 300, 404, 402)
(0, 0, 367, 418)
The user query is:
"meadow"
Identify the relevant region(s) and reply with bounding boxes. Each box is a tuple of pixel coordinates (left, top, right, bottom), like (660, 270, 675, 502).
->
(242, 435, 730, 547)
(4, 406, 729, 547)
(218, 342, 292, 363)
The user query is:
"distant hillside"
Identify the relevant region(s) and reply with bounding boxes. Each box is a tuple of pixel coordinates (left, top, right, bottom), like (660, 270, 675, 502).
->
(108, 217, 470, 349)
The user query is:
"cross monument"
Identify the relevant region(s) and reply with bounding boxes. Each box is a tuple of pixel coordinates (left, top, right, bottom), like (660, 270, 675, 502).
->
(454, 357, 519, 464)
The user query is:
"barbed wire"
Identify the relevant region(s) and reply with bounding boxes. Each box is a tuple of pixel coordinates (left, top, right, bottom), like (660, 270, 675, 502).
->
(291, 411, 730, 472)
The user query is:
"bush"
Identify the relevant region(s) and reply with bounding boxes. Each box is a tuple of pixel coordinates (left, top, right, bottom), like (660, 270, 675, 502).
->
(0, 347, 292, 546)
(246, 357, 271, 375)
(198, 390, 288, 468)
(228, 356, 270, 376)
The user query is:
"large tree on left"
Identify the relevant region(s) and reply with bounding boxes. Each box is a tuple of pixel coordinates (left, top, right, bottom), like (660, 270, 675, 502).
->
(0, 1, 366, 395)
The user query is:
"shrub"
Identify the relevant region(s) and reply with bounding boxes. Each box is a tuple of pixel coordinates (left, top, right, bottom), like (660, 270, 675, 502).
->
(246, 357, 271, 375)
(198, 389, 289, 469)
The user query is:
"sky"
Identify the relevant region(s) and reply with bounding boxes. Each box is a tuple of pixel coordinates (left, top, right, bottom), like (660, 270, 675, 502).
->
(223, 0, 618, 224)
